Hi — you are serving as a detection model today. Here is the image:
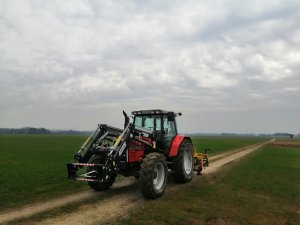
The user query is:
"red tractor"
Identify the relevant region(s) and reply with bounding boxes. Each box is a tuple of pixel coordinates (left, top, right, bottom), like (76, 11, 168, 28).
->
(67, 110, 208, 199)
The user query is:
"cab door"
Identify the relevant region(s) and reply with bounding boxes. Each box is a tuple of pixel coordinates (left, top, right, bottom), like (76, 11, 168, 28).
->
(163, 114, 178, 152)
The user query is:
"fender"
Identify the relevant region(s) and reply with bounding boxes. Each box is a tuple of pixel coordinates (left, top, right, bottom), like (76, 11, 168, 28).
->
(169, 135, 191, 157)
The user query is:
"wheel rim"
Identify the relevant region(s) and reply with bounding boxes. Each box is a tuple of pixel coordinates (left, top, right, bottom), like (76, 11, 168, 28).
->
(183, 148, 192, 174)
(153, 162, 165, 191)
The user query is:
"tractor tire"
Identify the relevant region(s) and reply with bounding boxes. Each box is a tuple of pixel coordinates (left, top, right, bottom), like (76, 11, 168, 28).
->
(139, 152, 168, 199)
(87, 155, 116, 191)
(172, 139, 194, 183)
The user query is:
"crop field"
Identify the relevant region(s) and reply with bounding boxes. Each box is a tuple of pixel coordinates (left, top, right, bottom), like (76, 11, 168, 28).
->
(0, 135, 87, 210)
(0, 134, 269, 211)
(118, 140, 300, 225)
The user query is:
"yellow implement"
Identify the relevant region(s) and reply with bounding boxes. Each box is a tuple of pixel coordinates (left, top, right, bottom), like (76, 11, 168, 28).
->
(193, 148, 210, 175)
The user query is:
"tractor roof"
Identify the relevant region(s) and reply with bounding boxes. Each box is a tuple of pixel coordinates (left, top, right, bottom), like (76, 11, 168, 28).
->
(132, 109, 176, 116)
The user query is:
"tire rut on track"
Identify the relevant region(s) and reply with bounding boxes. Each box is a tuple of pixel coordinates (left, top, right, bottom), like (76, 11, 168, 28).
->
(0, 139, 274, 225)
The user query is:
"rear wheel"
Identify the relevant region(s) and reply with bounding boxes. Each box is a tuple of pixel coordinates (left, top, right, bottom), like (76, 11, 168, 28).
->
(87, 155, 116, 191)
(139, 152, 168, 199)
(172, 139, 194, 183)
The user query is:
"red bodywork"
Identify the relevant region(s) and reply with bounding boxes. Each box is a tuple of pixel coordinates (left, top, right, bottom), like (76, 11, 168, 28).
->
(128, 135, 189, 161)
(128, 137, 152, 162)
(169, 135, 189, 157)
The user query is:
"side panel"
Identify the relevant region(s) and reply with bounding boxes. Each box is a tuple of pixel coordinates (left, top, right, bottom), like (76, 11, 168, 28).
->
(169, 135, 189, 157)
(128, 140, 146, 163)
(128, 149, 144, 162)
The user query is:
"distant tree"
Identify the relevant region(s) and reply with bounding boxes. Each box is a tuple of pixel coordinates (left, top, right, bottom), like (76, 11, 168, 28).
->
(0, 127, 50, 134)
(289, 134, 293, 139)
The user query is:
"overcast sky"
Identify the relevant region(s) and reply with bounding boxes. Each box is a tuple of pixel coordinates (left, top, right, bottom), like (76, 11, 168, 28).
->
(0, 0, 299, 134)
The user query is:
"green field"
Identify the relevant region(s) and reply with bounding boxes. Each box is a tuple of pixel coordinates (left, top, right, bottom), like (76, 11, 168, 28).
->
(0, 134, 269, 210)
(0, 135, 87, 210)
(118, 142, 300, 225)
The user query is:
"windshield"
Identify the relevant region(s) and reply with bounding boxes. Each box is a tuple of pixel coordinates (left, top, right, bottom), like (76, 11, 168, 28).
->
(134, 115, 161, 131)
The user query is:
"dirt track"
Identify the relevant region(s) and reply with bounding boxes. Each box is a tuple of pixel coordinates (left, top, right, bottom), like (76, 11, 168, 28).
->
(0, 139, 274, 225)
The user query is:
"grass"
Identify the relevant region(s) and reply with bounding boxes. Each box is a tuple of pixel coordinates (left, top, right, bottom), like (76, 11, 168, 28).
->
(192, 136, 269, 156)
(0, 135, 269, 211)
(0, 135, 88, 210)
(117, 142, 300, 225)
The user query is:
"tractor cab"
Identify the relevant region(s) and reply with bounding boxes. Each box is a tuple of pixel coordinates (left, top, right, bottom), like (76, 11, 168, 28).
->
(132, 110, 180, 152)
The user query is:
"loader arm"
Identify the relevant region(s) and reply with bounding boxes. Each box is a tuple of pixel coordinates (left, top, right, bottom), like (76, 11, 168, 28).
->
(74, 124, 123, 163)
(67, 122, 156, 182)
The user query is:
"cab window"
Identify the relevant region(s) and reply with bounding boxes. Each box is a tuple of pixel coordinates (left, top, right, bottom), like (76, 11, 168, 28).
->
(134, 116, 157, 131)
(163, 116, 176, 137)
(144, 117, 154, 130)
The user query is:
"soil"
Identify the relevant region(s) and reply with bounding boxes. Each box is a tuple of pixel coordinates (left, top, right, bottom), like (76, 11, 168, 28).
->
(0, 139, 274, 225)
(269, 140, 300, 148)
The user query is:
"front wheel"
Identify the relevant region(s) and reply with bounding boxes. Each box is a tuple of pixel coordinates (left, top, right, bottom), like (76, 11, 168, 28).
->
(139, 152, 168, 199)
(87, 155, 116, 191)
(172, 139, 194, 183)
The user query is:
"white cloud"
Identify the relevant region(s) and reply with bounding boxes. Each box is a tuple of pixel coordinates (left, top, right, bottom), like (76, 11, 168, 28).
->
(0, 0, 299, 133)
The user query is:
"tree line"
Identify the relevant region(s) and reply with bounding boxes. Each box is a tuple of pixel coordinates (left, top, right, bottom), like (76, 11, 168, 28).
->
(0, 127, 51, 134)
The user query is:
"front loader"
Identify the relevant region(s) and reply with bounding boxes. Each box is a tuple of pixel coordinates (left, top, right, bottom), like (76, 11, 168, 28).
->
(67, 110, 209, 199)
